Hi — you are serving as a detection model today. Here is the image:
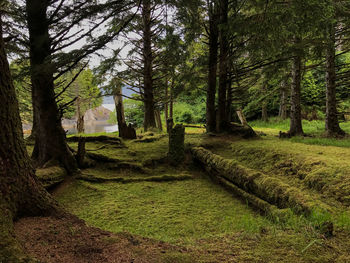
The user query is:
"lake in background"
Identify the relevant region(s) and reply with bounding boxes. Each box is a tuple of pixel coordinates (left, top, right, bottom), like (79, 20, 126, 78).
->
(63, 120, 118, 135)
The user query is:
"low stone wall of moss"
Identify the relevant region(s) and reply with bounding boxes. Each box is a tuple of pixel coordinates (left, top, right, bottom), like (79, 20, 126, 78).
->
(191, 147, 331, 216)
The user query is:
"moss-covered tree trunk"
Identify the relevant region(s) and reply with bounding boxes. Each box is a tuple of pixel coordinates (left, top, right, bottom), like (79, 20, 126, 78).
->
(168, 124, 185, 166)
(325, 24, 344, 137)
(0, 15, 59, 261)
(289, 45, 304, 136)
(206, 1, 219, 133)
(27, 0, 77, 173)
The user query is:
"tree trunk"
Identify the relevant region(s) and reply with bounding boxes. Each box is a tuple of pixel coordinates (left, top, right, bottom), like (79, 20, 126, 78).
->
(142, 0, 156, 131)
(262, 103, 268, 122)
(289, 47, 304, 136)
(279, 79, 288, 120)
(76, 96, 85, 134)
(261, 85, 268, 122)
(113, 86, 126, 137)
(206, 1, 219, 133)
(216, 0, 229, 132)
(226, 79, 232, 123)
(325, 24, 344, 137)
(169, 77, 174, 119)
(0, 16, 59, 261)
(236, 109, 248, 126)
(155, 110, 163, 131)
(27, 0, 77, 173)
(165, 78, 169, 131)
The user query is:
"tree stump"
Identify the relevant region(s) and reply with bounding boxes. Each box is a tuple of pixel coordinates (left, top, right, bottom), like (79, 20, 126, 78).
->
(76, 137, 86, 168)
(168, 124, 185, 166)
(119, 123, 137, 139)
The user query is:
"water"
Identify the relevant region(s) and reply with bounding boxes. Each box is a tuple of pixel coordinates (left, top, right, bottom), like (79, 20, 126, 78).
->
(63, 120, 118, 135)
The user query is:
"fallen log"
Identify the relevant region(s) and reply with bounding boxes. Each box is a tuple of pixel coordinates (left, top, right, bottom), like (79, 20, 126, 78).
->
(191, 147, 331, 216)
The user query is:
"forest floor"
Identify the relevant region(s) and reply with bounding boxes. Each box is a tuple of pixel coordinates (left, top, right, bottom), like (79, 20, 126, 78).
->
(16, 126, 350, 262)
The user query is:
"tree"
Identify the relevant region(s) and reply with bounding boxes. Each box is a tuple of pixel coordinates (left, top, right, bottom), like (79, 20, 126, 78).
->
(206, 0, 219, 133)
(216, 0, 229, 132)
(23, 0, 135, 172)
(0, 12, 59, 261)
(26, 0, 78, 173)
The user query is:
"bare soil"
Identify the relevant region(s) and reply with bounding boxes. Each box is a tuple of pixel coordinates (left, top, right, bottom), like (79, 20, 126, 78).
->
(14, 215, 190, 263)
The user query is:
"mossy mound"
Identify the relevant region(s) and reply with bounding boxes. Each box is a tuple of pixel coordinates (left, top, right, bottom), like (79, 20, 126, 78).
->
(226, 141, 350, 207)
(36, 166, 67, 189)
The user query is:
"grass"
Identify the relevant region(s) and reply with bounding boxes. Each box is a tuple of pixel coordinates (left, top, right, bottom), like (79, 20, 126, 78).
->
(250, 117, 350, 134)
(250, 117, 350, 148)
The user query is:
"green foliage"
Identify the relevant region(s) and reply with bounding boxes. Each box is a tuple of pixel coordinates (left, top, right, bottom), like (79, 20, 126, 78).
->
(173, 95, 206, 124)
(123, 98, 144, 127)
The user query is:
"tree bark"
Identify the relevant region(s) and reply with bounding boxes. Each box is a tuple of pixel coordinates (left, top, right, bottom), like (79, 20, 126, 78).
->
(262, 103, 268, 122)
(226, 79, 232, 123)
(261, 84, 268, 122)
(216, 0, 229, 132)
(325, 24, 344, 137)
(206, 1, 219, 133)
(279, 79, 288, 120)
(27, 0, 77, 173)
(113, 85, 126, 137)
(0, 16, 58, 261)
(142, 0, 156, 131)
(169, 77, 174, 119)
(236, 109, 248, 126)
(155, 110, 163, 131)
(289, 48, 304, 136)
(76, 96, 85, 134)
(165, 78, 169, 131)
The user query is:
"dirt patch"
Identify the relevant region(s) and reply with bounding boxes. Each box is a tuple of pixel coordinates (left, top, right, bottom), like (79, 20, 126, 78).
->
(14, 216, 192, 263)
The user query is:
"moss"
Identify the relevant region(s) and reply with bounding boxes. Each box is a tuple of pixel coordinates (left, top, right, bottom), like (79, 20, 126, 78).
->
(56, 177, 273, 245)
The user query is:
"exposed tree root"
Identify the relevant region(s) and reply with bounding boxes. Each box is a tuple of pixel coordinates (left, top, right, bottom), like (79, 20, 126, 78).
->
(66, 135, 123, 144)
(78, 173, 194, 184)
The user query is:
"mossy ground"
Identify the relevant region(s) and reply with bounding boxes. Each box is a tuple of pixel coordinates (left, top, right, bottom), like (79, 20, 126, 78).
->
(49, 132, 350, 262)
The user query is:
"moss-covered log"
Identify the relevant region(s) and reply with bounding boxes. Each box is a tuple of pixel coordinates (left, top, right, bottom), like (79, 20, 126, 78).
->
(191, 147, 331, 215)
